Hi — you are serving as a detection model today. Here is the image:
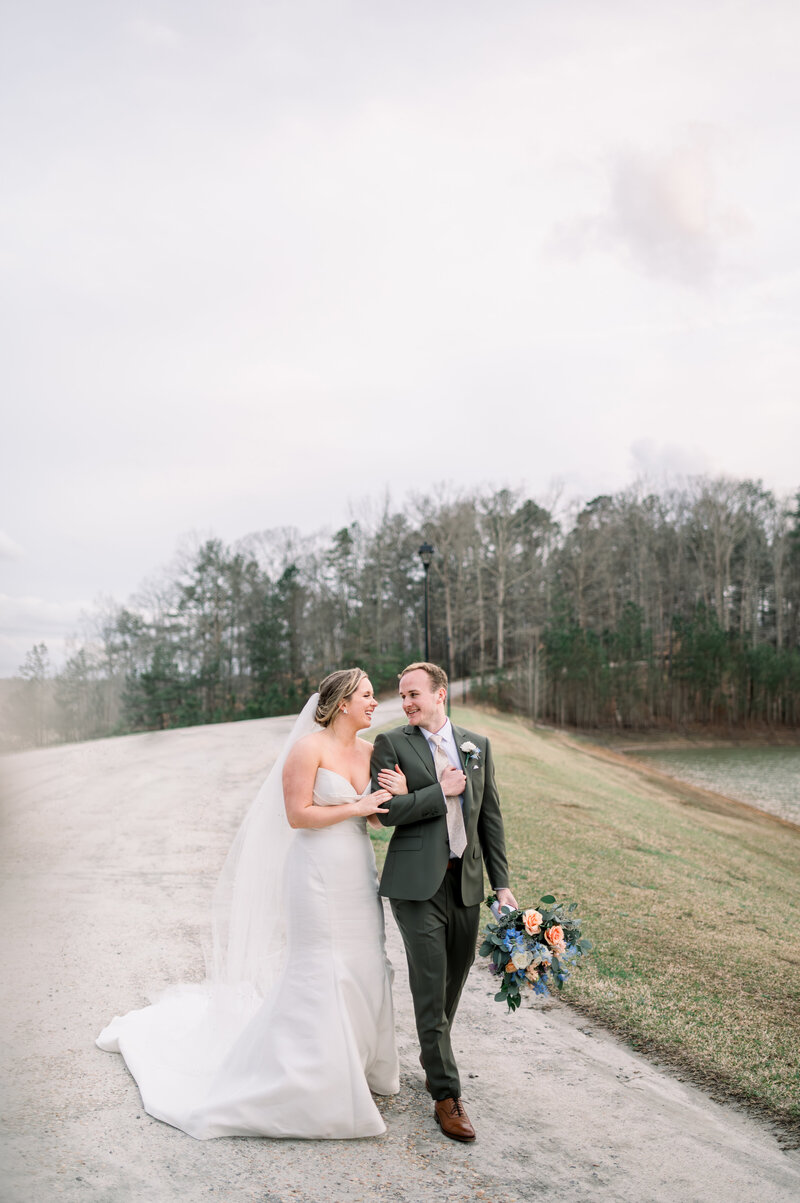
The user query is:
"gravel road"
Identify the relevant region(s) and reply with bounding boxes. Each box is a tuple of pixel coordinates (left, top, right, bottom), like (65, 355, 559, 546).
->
(1, 704, 799, 1202)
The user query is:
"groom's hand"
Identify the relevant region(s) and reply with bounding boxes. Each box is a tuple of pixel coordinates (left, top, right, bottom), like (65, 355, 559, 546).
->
(495, 887, 518, 911)
(440, 766, 466, 797)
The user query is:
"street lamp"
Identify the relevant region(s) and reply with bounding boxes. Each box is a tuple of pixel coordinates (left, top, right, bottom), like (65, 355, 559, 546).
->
(418, 542, 435, 660)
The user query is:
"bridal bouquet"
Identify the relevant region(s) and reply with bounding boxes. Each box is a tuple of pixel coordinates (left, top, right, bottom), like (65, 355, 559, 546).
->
(479, 893, 592, 1012)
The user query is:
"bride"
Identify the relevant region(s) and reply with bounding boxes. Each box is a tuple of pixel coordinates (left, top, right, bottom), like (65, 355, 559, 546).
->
(97, 668, 403, 1139)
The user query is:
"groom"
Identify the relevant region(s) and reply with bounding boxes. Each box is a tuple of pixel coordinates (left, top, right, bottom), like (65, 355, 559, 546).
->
(371, 662, 517, 1142)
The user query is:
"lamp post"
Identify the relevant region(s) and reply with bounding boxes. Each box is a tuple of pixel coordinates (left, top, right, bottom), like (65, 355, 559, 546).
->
(418, 542, 434, 660)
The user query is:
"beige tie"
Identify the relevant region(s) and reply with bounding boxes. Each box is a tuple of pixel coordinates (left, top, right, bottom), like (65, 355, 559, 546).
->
(431, 733, 468, 859)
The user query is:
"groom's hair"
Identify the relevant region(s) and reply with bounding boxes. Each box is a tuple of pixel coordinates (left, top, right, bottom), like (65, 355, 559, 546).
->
(399, 661, 448, 692)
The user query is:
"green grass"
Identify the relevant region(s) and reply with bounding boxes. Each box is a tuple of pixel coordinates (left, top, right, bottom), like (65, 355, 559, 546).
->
(370, 706, 800, 1131)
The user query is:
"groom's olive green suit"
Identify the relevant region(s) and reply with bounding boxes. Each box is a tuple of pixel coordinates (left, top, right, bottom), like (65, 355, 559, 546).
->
(371, 722, 510, 1101)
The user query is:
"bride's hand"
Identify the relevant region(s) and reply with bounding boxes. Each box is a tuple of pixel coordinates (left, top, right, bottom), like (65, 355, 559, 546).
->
(353, 788, 391, 817)
(377, 764, 408, 796)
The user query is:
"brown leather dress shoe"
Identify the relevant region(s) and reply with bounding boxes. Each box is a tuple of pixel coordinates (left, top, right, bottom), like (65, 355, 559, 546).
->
(434, 1097, 476, 1142)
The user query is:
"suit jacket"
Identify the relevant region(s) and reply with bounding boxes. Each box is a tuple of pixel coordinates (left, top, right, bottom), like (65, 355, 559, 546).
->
(370, 722, 510, 906)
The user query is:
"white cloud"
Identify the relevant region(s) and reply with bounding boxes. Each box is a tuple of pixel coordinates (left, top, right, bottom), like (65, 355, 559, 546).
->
(0, 531, 24, 560)
(125, 18, 181, 48)
(0, 595, 91, 676)
(629, 439, 710, 483)
(0, 593, 86, 633)
(605, 132, 752, 285)
(550, 128, 753, 287)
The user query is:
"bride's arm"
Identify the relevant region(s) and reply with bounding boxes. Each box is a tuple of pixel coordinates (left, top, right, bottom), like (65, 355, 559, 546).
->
(283, 741, 389, 829)
(370, 734, 447, 826)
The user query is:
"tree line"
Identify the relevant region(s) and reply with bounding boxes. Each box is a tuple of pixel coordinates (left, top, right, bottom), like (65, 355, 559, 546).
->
(5, 476, 800, 749)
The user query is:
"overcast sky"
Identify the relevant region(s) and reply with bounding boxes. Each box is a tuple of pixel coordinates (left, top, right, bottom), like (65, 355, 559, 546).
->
(2, 0, 799, 674)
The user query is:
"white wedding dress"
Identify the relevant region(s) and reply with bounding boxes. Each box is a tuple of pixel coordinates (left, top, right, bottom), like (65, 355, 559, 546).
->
(97, 759, 399, 1139)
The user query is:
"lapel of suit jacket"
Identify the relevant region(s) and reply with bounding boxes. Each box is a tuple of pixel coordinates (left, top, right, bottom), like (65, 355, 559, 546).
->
(403, 725, 437, 780)
(450, 723, 474, 828)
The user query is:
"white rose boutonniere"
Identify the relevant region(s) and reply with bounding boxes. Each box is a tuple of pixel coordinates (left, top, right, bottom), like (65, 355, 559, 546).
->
(460, 740, 481, 770)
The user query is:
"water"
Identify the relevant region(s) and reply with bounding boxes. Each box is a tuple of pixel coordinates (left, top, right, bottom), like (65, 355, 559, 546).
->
(630, 746, 800, 825)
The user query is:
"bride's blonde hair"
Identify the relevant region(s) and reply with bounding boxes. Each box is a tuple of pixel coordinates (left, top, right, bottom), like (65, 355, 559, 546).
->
(315, 667, 367, 727)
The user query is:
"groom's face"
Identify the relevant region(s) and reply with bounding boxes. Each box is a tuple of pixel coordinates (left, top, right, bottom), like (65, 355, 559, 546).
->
(399, 669, 447, 731)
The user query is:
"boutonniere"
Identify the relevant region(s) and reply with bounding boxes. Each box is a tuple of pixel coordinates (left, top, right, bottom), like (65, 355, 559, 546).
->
(460, 740, 481, 770)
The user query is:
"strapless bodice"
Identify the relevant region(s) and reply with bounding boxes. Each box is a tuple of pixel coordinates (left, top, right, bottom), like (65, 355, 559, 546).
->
(312, 766, 371, 807)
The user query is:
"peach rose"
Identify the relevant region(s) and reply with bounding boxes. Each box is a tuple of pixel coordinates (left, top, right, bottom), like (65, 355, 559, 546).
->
(522, 909, 543, 935)
(505, 960, 516, 974)
(544, 924, 564, 947)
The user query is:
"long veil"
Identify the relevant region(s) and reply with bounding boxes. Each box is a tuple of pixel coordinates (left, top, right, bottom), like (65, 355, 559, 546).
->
(96, 695, 322, 1112)
(208, 692, 321, 998)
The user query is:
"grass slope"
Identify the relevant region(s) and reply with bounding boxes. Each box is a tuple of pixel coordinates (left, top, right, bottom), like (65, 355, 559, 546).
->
(370, 705, 800, 1130)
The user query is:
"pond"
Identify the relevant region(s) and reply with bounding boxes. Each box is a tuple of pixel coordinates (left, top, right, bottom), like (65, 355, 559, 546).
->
(630, 746, 800, 825)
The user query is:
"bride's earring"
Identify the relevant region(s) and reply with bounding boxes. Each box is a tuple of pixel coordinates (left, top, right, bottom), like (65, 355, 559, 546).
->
(342, 707, 348, 714)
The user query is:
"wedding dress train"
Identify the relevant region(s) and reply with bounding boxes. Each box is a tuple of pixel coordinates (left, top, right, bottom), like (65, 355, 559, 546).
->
(97, 767, 399, 1139)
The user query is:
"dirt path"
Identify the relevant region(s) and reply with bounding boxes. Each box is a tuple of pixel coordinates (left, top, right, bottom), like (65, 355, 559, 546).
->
(1, 708, 799, 1202)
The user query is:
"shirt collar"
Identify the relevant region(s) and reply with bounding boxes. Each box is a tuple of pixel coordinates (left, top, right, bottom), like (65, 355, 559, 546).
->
(421, 719, 453, 745)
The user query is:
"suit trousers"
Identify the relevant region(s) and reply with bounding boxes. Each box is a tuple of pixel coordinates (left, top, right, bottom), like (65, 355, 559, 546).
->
(390, 863, 480, 1101)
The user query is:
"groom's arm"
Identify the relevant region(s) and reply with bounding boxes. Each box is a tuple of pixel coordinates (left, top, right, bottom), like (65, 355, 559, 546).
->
(476, 738, 511, 890)
(371, 732, 447, 827)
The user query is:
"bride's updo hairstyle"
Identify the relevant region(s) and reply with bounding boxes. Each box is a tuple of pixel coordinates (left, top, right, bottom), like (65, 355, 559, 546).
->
(315, 667, 367, 727)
